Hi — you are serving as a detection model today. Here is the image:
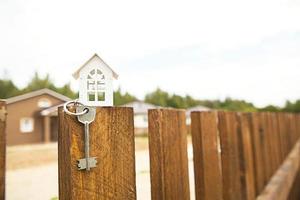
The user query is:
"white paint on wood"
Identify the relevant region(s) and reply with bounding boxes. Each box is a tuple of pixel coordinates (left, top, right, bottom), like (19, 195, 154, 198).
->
(73, 54, 118, 107)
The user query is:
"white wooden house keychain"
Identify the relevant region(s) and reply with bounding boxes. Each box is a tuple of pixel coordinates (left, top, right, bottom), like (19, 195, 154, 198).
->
(63, 53, 118, 171)
(73, 53, 118, 107)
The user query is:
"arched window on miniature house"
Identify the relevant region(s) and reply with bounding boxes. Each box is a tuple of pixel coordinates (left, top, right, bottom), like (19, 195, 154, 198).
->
(87, 68, 106, 102)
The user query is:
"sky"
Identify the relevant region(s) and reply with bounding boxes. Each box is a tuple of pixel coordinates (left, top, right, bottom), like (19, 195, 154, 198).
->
(0, 0, 300, 107)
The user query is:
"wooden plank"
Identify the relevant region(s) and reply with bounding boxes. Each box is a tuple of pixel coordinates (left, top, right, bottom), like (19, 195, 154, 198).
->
(277, 114, 289, 159)
(286, 114, 293, 151)
(288, 168, 300, 200)
(249, 113, 265, 195)
(296, 114, 300, 140)
(256, 140, 300, 200)
(287, 114, 300, 200)
(0, 101, 6, 200)
(238, 113, 256, 200)
(266, 113, 279, 175)
(191, 111, 222, 200)
(58, 107, 136, 200)
(274, 113, 284, 164)
(218, 111, 242, 200)
(290, 114, 298, 146)
(274, 113, 284, 170)
(259, 113, 273, 185)
(148, 109, 190, 200)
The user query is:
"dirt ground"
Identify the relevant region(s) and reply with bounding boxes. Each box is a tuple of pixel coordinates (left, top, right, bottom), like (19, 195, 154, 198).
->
(7, 136, 150, 171)
(6, 136, 195, 200)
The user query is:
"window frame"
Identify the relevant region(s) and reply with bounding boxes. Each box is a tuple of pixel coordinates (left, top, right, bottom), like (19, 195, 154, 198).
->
(20, 117, 34, 133)
(86, 68, 106, 102)
(37, 98, 52, 108)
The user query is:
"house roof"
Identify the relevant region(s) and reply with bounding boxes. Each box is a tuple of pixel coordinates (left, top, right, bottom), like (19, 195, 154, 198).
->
(122, 101, 158, 114)
(6, 88, 71, 104)
(40, 103, 64, 116)
(186, 105, 211, 117)
(72, 53, 119, 80)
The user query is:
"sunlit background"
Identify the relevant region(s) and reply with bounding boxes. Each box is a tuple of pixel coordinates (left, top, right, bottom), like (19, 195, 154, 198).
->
(1, 0, 300, 106)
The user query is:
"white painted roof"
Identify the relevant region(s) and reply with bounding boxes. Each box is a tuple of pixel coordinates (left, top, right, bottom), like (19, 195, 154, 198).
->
(122, 101, 158, 114)
(72, 53, 118, 80)
(6, 88, 71, 104)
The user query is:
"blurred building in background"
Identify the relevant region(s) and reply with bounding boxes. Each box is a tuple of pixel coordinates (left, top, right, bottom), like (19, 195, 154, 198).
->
(5, 89, 70, 146)
(122, 101, 158, 135)
(5, 88, 211, 145)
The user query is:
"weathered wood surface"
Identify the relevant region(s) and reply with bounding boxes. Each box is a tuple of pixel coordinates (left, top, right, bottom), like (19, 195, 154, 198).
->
(148, 109, 190, 200)
(250, 112, 266, 195)
(288, 114, 300, 200)
(238, 113, 256, 200)
(58, 107, 136, 200)
(191, 112, 222, 200)
(256, 140, 300, 200)
(218, 112, 242, 200)
(0, 101, 6, 200)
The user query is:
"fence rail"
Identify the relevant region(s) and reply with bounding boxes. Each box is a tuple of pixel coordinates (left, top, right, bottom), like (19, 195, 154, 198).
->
(57, 108, 300, 200)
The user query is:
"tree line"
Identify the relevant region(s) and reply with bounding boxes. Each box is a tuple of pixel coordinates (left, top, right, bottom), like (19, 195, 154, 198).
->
(0, 73, 299, 112)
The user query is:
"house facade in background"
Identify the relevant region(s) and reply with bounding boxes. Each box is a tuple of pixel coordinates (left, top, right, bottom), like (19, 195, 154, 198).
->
(123, 101, 157, 134)
(5, 87, 211, 145)
(6, 89, 70, 146)
(186, 105, 211, 125)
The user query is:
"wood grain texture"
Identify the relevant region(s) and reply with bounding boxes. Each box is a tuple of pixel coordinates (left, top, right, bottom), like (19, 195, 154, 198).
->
(191, 112, 222, 200)
(148, 109, 190, 200)
(0, 101, 6, 200)
(58, 107, 136, 200)
(266, 113, 277, 177)
(271, 113, 282, 169)
(277, 114, 289, 159)
(249, 113, 265, 195)
(218, 111, 242, 200)
(238, 113, 256, 200)
(256, 140, 300, 200)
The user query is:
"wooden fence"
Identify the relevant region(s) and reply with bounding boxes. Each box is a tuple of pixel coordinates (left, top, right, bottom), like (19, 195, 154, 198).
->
(0, 101, 6, 200)
(58, 107, 300, 200)
(191, 111, 300, 200)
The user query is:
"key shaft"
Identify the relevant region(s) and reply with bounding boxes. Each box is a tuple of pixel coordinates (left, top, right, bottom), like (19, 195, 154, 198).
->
(76, 106, 97, 171)
(84, 122, 90, 170)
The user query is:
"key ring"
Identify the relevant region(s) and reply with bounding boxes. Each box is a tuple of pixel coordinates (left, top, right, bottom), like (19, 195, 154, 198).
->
(63, 100, 89, 116)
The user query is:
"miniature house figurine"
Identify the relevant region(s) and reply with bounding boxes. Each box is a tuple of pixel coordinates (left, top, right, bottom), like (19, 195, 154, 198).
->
(73, 54, 118, 107)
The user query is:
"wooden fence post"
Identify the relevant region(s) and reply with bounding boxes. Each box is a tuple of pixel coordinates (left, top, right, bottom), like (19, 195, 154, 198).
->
(261, 113, 273, 182)
(191, 111, 222, 200)
(148, 109, 190, 200)
(218, 111, 242, 200)
(277, 113, 289, 159)
(58, 107, 136, 200)
(0, 101, 6, 200)
(238, 113, 256, 200)
(249, 112, 265, 195)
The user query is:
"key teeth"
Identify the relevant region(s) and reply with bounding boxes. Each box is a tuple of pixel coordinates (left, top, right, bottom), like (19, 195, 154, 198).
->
(77, 157, 98, 170)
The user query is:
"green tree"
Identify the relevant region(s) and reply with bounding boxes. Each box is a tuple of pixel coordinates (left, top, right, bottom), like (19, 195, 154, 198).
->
(259, 105, 281, 112)
(283, 100, 300, 113)
(114, 88, 136, 105)
(0, 79, 20, 98)
(55, 83, 78, 99)
(167, 94, 187, 108)
(145, 88, 169, 107)
(22, 72, 56, 93)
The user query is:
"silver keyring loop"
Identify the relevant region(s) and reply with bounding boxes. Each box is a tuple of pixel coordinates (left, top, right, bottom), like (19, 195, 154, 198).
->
(63, 100, 88, 116)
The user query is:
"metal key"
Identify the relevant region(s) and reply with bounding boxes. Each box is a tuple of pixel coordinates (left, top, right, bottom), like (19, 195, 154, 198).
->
(76, 106, 97, 171)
